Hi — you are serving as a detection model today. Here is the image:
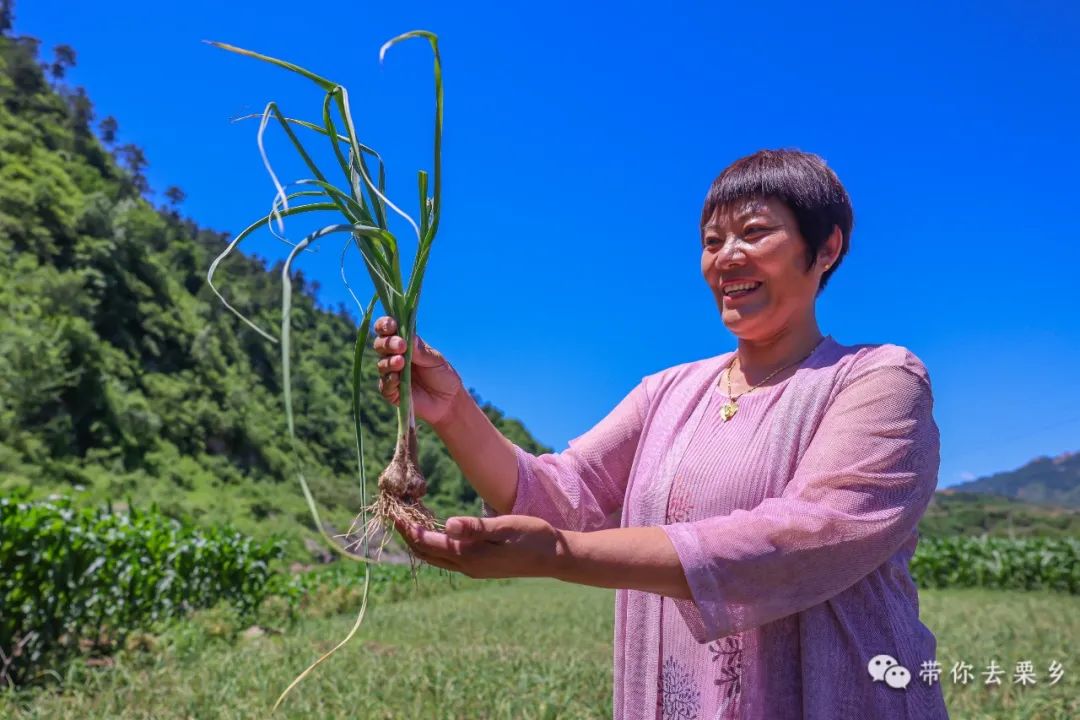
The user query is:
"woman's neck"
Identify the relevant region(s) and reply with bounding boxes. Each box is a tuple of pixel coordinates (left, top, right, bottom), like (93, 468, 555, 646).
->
(733, 321, 825, 387)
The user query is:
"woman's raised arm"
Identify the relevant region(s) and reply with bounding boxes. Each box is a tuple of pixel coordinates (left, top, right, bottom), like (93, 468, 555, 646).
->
(431, 387, 521, 515)
(374, 315, 649, 524)
(480, 379, 650, 530)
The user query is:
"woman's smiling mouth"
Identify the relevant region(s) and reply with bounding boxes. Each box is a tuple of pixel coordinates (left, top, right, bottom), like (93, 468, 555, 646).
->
(722, 280, 763, 300)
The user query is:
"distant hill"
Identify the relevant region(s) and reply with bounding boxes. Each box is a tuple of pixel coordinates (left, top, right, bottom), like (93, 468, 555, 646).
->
(917, 450, 1080, 538)
(948, 451, 1080, 509)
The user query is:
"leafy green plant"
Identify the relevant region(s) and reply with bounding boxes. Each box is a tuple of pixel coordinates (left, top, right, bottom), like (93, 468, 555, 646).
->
(0, 497, 282, 686)
(911, 536, 1080, 594)
(206, 30, 445, 708)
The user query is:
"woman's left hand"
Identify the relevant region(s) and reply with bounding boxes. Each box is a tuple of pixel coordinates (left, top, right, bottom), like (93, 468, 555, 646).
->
(396, 515, 566, 579)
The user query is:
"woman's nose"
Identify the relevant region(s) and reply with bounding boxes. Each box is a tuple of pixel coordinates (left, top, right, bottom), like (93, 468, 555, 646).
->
(716, 235, 746, 267)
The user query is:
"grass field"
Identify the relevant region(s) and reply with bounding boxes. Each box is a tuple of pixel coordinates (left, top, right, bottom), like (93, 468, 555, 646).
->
(2, 581, 1077, 719)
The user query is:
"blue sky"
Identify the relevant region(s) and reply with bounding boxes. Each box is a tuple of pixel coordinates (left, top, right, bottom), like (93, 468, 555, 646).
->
(19, 1, 1080, 488)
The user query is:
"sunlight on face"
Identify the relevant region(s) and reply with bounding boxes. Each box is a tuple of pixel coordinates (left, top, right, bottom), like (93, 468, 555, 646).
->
(700, 197, 821, 341)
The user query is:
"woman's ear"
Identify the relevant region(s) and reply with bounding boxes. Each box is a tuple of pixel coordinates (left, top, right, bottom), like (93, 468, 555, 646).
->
(823, 224, 843, 267)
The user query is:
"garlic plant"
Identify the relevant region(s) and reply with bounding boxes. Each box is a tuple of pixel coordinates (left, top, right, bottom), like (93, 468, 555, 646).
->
(206, 30, 443, 708)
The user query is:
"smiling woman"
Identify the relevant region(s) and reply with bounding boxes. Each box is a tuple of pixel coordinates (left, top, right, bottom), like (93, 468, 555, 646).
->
(378, 149, 949, 720)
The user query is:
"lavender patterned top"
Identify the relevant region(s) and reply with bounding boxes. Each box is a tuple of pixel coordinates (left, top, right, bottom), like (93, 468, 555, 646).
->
(494, 336, 950, 719)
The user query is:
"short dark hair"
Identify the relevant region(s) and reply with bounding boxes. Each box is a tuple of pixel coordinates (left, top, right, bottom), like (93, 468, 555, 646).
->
(700, 149, 853, 294)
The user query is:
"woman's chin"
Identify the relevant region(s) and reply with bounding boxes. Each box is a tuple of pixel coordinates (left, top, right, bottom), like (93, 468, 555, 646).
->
(720, 305, 775, 338)
(720, 303, 760, 324)
(720, 312, 750, 334)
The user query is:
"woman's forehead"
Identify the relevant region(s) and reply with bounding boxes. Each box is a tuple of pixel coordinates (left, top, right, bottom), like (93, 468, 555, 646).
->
(704, 198, 777, 229)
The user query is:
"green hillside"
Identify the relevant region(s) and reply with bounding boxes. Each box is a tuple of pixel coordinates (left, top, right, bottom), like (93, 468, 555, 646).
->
(0, 31, 549, 558)
(921, 490, 1080, 539)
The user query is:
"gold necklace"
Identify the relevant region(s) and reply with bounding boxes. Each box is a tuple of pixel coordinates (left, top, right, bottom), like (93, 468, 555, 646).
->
(719, 337, 826, 422)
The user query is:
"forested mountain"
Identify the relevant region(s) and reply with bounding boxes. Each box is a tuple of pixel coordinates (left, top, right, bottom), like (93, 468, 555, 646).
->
(0, 30, 550, 557)
(948, 451, 1080, 509)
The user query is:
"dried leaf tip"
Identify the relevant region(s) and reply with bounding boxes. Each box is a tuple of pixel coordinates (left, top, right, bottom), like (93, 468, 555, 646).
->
(378, 29, 438, 65)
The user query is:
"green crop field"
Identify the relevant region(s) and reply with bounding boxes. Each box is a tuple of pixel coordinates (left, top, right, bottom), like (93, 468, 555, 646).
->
(2, 580, 1077, 719)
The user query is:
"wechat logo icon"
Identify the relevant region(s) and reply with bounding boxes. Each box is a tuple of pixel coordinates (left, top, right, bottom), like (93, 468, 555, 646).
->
(868, 654, 912, 690)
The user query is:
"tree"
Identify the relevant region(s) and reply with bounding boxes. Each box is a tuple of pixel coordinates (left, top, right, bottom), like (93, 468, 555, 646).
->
(164, 185, 186, 209)
(50, 43, 76, 81)
(116, 143, 149, 194)
(8, 36, 45, 96)
(0, 0, 14, 35)
(67, 86, 93, 133)
(99, 116, 118, 145)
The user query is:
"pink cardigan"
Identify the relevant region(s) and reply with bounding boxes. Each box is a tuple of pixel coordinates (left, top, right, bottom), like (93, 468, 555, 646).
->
(499, 336, 949, 719)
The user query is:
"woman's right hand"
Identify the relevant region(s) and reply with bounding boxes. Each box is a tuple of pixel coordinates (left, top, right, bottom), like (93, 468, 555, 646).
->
(373, 316, 464, 427)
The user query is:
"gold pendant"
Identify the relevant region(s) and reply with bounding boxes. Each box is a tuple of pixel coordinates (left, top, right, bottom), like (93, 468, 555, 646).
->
(720, 401, 738, 422)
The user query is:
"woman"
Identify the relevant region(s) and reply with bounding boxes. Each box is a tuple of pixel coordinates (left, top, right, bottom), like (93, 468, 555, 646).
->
(373, 149, 949, 719)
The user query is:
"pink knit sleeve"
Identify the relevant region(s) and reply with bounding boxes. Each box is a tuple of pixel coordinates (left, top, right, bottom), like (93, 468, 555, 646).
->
(661, 356, 940, 643)
(486, 380, 649, 532)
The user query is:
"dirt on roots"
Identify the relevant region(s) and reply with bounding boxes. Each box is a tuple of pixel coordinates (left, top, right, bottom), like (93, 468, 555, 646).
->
(348, 426, 439, 557)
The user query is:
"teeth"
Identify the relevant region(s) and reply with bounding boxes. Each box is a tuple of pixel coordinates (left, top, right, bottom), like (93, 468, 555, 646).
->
(725, 282, 760, 294)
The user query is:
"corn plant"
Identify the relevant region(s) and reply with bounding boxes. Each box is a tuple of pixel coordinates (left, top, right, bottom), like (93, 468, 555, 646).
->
(911, 536, 1080, 594)
(0, 497, 282, 687)
(206, 30, 443, 708)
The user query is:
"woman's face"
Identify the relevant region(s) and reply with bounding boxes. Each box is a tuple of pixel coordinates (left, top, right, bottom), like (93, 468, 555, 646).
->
(701, 196, 827, 341)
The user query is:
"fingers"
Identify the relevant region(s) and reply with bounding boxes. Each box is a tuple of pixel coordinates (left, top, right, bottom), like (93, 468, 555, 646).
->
(445, 516, 487, 540)
(373, 332, 406, 359)
(399, 525, 476, 572)
(375, 316, 397, 336)
(409, 527, 470, 556)
(374, 316, 403, 401)
(395, 519, 436, 565)
(445, 516, 517, 543)
(377, 375, 399, 404)
(375, 316, 438, 366)
(416, 551, 460, 573)
(397, 523, 479, 559)
(377, 362, 400, 402)
(376, 354, 404, 374)
(373, 318, 404, 364)
(373, 317, 451, 405)
(373, 317, 414, 377)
